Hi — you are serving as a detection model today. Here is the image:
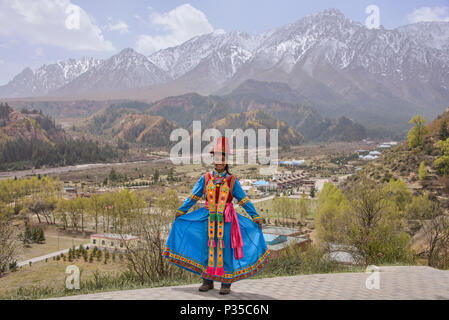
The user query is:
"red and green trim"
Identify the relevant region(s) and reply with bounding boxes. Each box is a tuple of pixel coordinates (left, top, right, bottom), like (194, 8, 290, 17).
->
(176, 209, 186, 217)
(238, 196, 250, 207)
(188, 192, 201, 202)
(162, 246, 272, 283)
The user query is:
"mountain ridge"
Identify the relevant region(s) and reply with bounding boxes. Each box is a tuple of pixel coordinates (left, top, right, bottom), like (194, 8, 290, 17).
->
(0, 8, 448, 132)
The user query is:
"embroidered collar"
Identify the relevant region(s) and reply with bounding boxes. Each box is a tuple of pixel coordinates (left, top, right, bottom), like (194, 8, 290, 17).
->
(213, 168, 227, 177)
(212, 168, 227, 185)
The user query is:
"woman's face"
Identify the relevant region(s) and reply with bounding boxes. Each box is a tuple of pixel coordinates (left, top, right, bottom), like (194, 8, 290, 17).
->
(213, 152, 226, 172)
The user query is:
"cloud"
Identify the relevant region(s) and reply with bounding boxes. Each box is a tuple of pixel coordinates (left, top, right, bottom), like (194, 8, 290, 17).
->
(135, 4, 214, 55)
(107, 20, 129, 34)
(0, 60, 4, 65)
(407, 6, 449, 23)
(0, 0, 115, 52)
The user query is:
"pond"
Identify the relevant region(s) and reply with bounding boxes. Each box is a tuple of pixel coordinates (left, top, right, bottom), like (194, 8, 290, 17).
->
(263, 233, 288, 245)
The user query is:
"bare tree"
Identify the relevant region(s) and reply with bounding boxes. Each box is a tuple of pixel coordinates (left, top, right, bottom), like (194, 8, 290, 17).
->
(406, 195, 449, 268)
(120, 207, 189, 283)
(344, 178, 392, 266)
(0, 218, 21, 276)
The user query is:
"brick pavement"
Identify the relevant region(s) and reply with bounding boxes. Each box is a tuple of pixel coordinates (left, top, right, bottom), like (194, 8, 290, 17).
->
(52, 266, 449, 300)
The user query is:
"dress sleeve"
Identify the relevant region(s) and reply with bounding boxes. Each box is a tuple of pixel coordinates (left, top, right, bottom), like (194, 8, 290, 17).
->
(176, 174, 205, 216)
(232, 178, 262, 224)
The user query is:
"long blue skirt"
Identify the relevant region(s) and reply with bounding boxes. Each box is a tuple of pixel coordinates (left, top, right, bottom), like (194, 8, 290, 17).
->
(163, 207, 272, 283)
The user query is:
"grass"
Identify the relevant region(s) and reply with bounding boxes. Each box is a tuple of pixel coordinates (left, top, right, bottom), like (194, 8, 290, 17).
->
(253, 243, 364, 280)
(0, 253, 127, 299)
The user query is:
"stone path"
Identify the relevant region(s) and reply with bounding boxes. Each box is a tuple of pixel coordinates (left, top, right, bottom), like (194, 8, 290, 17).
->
(53, 266, 449, 300)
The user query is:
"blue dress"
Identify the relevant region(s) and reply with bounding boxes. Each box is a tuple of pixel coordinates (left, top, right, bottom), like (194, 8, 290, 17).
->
(163, 172, 272, 283)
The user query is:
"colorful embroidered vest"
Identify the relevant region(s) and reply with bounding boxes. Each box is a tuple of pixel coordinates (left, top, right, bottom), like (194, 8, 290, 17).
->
(203, 171, 235, 204)
(203, 170, 236, 276)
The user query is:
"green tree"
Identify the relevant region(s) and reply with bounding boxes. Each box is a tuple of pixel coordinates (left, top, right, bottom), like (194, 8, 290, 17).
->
(152, 169, 160, 184)
(439, 119, 449, 141)
(310, 186, 316, 198)
(418, 161, 429, 182)
(167, 168, 174, 182)
(434, 138, 449, 175)
(315, 183, 350, 243)
(407, 115, 429, 149)
(316, 179, 413, 266)
(156, 189, 181, 212)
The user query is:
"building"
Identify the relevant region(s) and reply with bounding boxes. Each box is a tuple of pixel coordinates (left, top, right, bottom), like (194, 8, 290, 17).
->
(279, 159, 305, 167)
(252, 180, 277, 192)
(272, 170, 314, 190)
(90, 233, 139, 250)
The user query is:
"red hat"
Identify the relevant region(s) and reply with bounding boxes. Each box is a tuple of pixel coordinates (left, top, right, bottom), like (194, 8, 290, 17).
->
(210, 136, 232, 154)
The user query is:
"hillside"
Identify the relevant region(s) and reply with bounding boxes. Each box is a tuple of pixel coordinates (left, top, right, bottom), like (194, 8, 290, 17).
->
(224, 80, 367, 141)
(0, 102, 117, 170)
(90, 106, 178, 147)
(0, 103, 66, 144)
(344, 107, 449, 209)
(88, 88, 367, 146)
(212, 110, 304, 146)
(6, 100, 119, 120)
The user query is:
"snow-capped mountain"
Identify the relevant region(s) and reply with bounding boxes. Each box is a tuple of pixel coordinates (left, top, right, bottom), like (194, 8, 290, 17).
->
(54, 48, 170, 96)
(396, 21, 449, 52)
(225, 8, 449, 88)
(216, 8, 449, 126)
(147, 30, 270, 93)
(0, 8, 448, 128)
(0, 57, 102, 98)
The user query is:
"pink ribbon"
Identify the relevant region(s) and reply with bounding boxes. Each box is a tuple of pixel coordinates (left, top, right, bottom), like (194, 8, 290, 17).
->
(205, 201, 244, 260)
(225, 202, 244, 260)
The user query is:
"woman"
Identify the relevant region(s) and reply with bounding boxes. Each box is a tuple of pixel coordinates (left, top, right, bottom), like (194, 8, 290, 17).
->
(163, 136, 272, 295)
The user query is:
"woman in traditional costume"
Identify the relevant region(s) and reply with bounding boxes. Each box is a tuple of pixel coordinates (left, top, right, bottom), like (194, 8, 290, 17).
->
(163, 136, 272, 294)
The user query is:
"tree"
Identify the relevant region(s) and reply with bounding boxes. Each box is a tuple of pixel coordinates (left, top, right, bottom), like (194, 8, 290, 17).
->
(315, 183, 351, 244)
(155, 190, 181, 212)
(152, 169, 160, 184)
(418, 161, 428, 182)
(0, 217, 21, 276)
(407, 115, 429, 149)
(406, 195, 449, 268)
(120, 206, 181, 283)
(87, 194, 101, 233)
(272, 195, 307, 224)
(434, 138, 449, 175)
(310, 186, 316, 198)
(383, 178, 412, 215)
(439, 119, 449, 141)
(33, 227, 45, 243)
(316, 178, 412, 266)
(167, 168, 174, 182)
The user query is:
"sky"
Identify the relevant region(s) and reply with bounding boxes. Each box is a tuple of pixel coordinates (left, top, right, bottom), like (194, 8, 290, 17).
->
(0, 0, 449, 85)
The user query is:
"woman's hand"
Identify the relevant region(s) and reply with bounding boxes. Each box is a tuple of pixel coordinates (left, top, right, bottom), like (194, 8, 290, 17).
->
(255, 220, 263, 230)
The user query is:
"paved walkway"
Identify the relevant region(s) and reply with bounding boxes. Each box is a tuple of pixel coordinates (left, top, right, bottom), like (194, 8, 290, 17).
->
(53, 266, 449, 300)
(17, 243, 90, 267)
